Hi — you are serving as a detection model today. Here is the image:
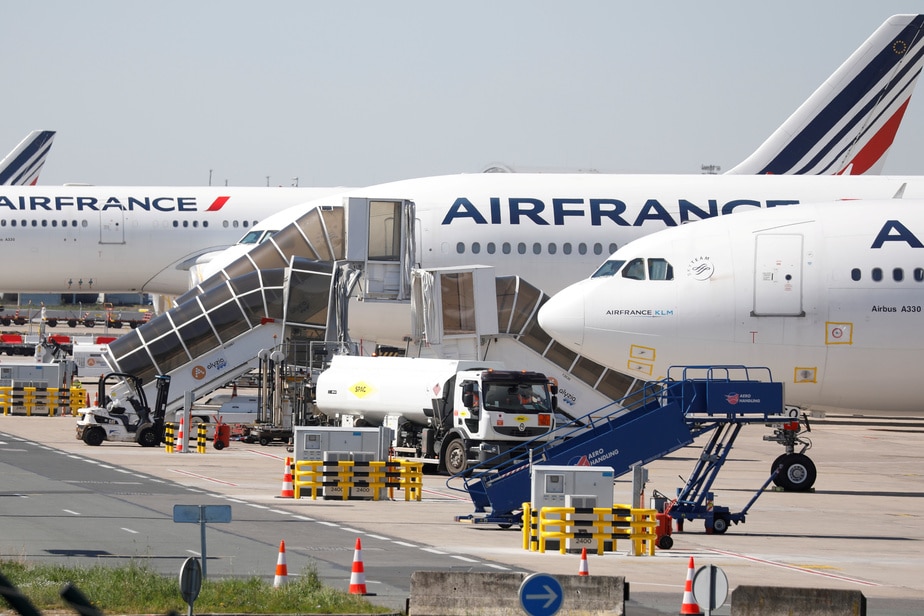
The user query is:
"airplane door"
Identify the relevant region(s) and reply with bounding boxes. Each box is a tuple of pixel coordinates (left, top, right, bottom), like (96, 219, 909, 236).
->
(752, 234, 804, 317)
(99, 210, 125, 244)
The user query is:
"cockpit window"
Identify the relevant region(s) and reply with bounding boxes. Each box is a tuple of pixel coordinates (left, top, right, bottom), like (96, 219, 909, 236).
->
(239, 230, 264, 245)
(591, 259, 625, 278)
(622, 258, 646, 280)
(648, 258, 674, 280)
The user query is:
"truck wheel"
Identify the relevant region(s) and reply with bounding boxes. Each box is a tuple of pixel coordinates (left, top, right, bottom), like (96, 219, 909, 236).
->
(712, 516, 729, 535)
(82, 427, 105, 446)
(778, 453, 817, 492)
(443, 439, 468, 475)
(137, 428, 160, 448)
(259, 437, 270, 446)
(84, 319, 95, 328)
(67, 319, 77, 328)
(46, 319, 58, 327)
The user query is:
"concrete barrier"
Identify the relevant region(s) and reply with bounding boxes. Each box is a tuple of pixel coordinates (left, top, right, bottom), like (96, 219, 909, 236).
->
(408, 570, 626, 616)
(731, 585, 866, 615)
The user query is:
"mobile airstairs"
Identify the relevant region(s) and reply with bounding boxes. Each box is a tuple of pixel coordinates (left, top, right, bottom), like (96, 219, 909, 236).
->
(454, 365, 796, 532)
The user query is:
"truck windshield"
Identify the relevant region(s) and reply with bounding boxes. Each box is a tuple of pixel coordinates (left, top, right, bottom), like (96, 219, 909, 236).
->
(482, 382, 549, 412)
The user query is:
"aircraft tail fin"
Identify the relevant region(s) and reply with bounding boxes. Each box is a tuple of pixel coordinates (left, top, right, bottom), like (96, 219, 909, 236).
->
(727, 14, 924, 175)
(0, 130, 56, 185)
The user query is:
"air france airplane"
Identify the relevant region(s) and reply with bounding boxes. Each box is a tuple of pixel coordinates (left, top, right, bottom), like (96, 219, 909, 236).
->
(0, 130, 55, 186)
(537, 199, 924, 415)
(0, 186, 347, 295)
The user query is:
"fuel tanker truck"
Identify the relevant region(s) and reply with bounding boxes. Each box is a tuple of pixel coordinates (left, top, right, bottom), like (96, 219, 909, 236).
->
(313, 356, 558, 474)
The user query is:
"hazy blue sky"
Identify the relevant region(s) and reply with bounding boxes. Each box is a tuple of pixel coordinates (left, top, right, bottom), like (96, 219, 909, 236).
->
(4, 2, 923, 187)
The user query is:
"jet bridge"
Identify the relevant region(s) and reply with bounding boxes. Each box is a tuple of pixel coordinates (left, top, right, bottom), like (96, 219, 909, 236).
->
(104, 259, 335, 412)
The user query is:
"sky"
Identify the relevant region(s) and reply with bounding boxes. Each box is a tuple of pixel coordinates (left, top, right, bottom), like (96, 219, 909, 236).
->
(4, 1, 924, 187)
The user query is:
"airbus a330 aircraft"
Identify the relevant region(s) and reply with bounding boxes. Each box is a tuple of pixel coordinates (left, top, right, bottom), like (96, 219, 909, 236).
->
(0, 130, 55, 186)
(537, 199, 924, 414)
(0, 14, 922, 299)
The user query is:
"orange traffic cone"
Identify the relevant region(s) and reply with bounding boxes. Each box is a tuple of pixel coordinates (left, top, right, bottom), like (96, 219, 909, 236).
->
(578, 547, 589, 576)
(279, 457, 295, 498)
(176, 416, 185, 453)
(349, 537, 367, 595)
(680, 556, 703, 615)
(274, 540, 288, 587)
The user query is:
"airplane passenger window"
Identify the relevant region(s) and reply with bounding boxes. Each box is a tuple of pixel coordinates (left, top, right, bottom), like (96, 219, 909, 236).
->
(487, 242, 496, 254)
(532, 242, 541, 255)
(223, 221, 229, 228)
(894, 268, 904, 282)
(243, 221, 250, 227)
(563, 243, 572, 255)
(916, 268, 924, 282)
(609, 243, 618, 254)
(593, 243, 603, 256)
(548, 243, 557, 255)
(233, 221, 239, 228)
(41, 220, 47, 227)
(851, 268, 861, 281)
(872, 267, 883, 282)
(472, 242, 481, 254)
(591, 259, 626, 278)
(578, 243, 587, 255)
(193, 221, 199, 228)
(502, 242, 511, 254)
(648, 258, 674, 280)
(172, 221, 179, 227)
(456, 242, 465, 254)
(0, 220, 5, 227)
(622, 258, 646, 280)
(518, 243, 526, 255)
(203, 221, 208, 228)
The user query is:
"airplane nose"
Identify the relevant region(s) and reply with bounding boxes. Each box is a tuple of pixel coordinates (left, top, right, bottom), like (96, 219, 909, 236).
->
(538, 285, 586, 351)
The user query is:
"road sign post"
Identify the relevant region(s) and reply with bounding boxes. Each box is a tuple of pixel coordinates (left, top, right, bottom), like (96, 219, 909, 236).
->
(518, 572, 563, 616)
(692, 564, 729, 616)
(173, 504, 232, 580)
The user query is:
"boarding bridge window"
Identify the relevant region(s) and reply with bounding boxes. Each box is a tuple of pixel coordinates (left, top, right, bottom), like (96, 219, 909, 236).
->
(571, 356, 606, 388)
(648, 258, 674, 280)
(495, 276, 519, 334)
(209, 300, 251, 343)
(544, 341, 577, 372)
(148, 331, 189, 374)
(592, 259, 625, 278)
(441, 272, 476, 334)
(596, 369, 636, 401)
(520, 318, 554, 355)
(286, 266, 332, 327)
(179, 316, 220, 359)
(622, 258, 646, 280)
(368, 200, 401, 261)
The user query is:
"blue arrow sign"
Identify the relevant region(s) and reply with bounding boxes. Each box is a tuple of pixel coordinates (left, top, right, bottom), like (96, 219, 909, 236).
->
(519, 572, 563, 616)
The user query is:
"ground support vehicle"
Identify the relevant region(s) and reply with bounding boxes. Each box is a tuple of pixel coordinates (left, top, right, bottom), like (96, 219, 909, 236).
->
(312, 356, 558, 474)
(75, 373, 171, 446)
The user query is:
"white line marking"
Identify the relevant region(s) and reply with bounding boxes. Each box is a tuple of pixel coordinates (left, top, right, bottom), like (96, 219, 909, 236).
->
(421, 548, 447, 555)
(706, 548, 883, 587)
(121, 528, 139, 534)
(393, 541, 416, 548)
(450, 555, 479, 563)
(366, 534, 389, 540)
(292, 515, 315, 521)
(318, 521, 339, 527)
(63, 509, 80, 516)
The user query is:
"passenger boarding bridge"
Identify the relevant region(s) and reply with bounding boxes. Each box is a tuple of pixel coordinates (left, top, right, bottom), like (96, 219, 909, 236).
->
(104, 197, 643, 418)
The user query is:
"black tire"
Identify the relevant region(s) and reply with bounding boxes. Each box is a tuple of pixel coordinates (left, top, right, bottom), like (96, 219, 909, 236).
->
(67, 319, 77, 328)
(778, 453, 816, 492)
(712, 516, 729, 535)
(46, 319, 58, 328)
(84, 319, 95, 328)
(82, 427, 105, 446)
(137, 428, 160, 447)
(443, 438, 468, 475)
(110, 320, 123, 329)
(770, 453, 788, 487)
(214, 440, 225, 450)
(658, 535, 674, 550)
(259, 437, 270, 446)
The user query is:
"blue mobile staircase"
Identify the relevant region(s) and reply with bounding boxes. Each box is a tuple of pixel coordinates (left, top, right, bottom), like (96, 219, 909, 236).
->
(453, 365, 795, 530)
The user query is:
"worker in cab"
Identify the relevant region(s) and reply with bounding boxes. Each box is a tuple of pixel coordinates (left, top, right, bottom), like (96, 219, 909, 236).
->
(517, 385, 542, 410)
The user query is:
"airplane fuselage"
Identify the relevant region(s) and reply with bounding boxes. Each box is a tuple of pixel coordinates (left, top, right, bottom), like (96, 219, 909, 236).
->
(538, 199, 924, 413)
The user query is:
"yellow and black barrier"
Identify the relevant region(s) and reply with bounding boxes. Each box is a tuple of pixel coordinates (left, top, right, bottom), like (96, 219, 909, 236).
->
(163, 422, 208, 454)
(0, 386, 85, 416)
(522, 502, 658, 556)
(293, 458, 423, 501)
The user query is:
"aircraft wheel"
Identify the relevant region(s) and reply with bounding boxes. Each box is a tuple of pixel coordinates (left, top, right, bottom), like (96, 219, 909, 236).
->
(82, 427, 105, 446)
(778, 453, 817, 492)
(443, 439, 468, 475)
(658, 535, 674, 550)
(712, 516, 729, 535)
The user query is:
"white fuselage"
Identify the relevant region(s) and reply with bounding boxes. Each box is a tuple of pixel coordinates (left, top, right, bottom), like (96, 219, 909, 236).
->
(538, 199, 924, 414)
(0, 185, 346, 294)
